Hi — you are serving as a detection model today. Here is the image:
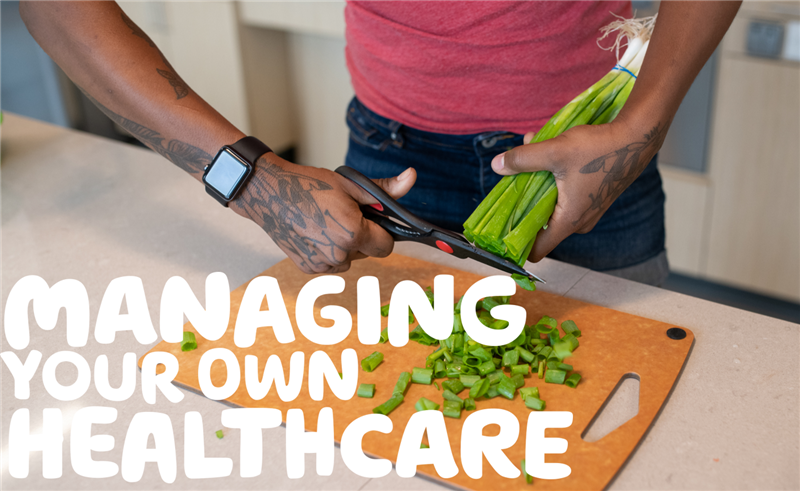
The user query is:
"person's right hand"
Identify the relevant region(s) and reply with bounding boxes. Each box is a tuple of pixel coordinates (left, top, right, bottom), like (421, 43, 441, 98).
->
(230, 153, 416, 274)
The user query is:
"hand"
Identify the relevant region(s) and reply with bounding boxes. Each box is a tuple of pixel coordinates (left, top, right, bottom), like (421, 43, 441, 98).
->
(491, 117, 669, 262)
(231, 153, 416, 274)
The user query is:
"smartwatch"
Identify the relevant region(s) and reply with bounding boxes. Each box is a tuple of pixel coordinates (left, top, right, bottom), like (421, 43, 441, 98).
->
(202, 136, 272, 207)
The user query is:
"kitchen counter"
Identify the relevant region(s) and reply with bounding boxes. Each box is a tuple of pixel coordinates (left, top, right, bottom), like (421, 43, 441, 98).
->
(2, 113, 798, 490)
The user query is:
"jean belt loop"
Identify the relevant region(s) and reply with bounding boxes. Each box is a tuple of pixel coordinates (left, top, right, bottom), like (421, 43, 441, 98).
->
(388, 120, 404, 148)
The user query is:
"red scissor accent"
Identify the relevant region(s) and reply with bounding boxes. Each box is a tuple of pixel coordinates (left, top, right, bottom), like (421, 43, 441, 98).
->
(436, 240, 454, 254)
(369, 203, 384, 211)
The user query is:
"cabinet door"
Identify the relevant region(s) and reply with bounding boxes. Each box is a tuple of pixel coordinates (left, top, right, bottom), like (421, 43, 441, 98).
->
(705, 55, 800, 301)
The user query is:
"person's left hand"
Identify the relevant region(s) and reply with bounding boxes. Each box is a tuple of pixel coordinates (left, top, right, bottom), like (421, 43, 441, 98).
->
(491, 115, 670, 262)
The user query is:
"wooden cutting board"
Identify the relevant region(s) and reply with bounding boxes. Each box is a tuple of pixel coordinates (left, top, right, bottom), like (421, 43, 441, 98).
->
(141, 254, 693, 490)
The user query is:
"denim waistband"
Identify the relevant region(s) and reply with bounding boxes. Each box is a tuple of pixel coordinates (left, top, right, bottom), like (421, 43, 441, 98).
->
(349, 97, 521, 158)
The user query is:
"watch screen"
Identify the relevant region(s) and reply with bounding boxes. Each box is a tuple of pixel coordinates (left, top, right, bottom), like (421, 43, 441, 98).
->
(206, 149, 248, 199)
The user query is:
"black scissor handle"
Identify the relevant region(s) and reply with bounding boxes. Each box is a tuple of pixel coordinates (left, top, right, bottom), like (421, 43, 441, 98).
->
(335, 166, 435, 234)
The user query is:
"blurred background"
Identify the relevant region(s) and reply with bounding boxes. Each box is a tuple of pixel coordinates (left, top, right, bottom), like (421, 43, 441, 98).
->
(2, 1, 798, 323)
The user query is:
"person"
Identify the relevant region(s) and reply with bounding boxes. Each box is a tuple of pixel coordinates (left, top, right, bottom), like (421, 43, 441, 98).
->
(20, 1, 741, 284)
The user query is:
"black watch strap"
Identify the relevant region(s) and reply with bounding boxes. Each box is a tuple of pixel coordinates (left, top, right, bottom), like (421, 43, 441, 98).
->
(204, 136, 272, 207)
(230, 136, 272, 164)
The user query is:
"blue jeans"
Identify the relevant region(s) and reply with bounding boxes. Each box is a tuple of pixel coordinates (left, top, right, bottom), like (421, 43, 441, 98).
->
(344, 97, 666, 273)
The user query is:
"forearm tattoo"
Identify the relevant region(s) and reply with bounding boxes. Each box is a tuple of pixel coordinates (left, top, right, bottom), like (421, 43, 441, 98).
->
(573, 123, 668, 226)
(82, 87, 350, 271)
(236, 161, 355, 271)
(79, 88, 212, 176)
(120, 12, 189, 100)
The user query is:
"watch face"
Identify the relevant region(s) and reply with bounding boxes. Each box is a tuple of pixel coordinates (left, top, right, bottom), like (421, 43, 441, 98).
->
(205, 149, 249, 199)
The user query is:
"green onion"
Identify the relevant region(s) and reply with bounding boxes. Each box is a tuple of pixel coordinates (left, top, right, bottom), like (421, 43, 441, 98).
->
(525, 397, 546, 411)
(433, 381, 440, 390)
(561, 320, 581, 338)
(521, 459, 533, 484)
(486, 384, 500, 398)
(477, 360, 496, 376)
(512, 274, 536, 292)
(443, 400, 462, 419)
(502, 350, 520, 367)
(361, 351, 384, 372)
(497, 377, 517, 400)
(511, 364, 530, 376)
(409, 326, 436, 345)
(420, 443, 429, 449)
(464, 398, 476, 411)
(460, 374, 481, 388)
(415, 397, 440, 412)
(443, 390, 464, 408)
(470, 378, 490, 399)
(215, 430, 224, 439)
(393, 372, 411, 396)
(379, 327, 389, 344)
(357, 384, 375, 398)
(510, 373, 525, 389)
(373, 393, 404, 415)
(538, 360, 545, 379)
(411, 367, 433, 385)
(516, 346, 535, 364)
(565, 373, 582, 388)
(462, 16, 655, 265)
(519, 387, 540, 401)
(442, 379, 465, 394)
(380, 304, 390, 317)
(486, 370, 504, 386)
(181, 332, 197, 352)
(434, 359, 447, 378)
(545, 369, 567, 385)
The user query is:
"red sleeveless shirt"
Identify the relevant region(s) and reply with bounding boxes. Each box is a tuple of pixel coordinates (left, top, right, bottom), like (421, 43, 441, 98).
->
(345, 1, 632, 135)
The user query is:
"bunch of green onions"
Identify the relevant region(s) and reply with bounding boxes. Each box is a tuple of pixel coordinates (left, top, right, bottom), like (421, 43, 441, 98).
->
(463, 15, 657, 268)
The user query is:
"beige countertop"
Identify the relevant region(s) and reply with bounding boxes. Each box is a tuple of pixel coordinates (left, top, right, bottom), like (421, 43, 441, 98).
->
(1, 113, 798, 490)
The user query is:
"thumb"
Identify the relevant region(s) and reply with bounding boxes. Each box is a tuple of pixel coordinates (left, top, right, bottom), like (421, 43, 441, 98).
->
(372, 167, 416, 200)
(491, 139, 560, 176)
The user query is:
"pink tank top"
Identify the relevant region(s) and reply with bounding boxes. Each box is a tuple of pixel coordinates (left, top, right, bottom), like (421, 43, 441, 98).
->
(345, 1, 632, 135)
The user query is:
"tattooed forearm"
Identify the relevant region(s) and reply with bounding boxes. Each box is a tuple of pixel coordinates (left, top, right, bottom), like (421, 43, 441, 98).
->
(573, 123, 668, 226)
(79, 88, 212, 175)
(235, 159, 353, 271)
(121, 12, 189, 100)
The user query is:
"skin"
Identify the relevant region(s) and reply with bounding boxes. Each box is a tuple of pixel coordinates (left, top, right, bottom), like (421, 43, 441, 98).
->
(492, 1, 742, 262)
(20, 1, 415, 275)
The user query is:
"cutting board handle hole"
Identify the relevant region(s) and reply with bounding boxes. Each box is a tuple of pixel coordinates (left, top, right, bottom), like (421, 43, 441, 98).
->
(581, 374, 640, 443)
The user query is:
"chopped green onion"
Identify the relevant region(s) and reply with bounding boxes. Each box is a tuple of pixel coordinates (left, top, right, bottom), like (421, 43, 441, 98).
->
(373, 393, 404, 415)
(380, 304, 390, 317)
(361, 351, 384, 372)
(565, 373, 582, 388)
(433, 381, 440, 390)
(409, 326, 437, 345)
(477, 360, 496, 375)
(558, 363, 573, 371)
(510, 373, 525, 389)
(516, 346, 535, 364)
(561, 320, 581, 337)
(563, 333, 580, 350)
(512, 274, 536, 291)
(519, 387, 540, 400)
(521, 459, 533, 484)
(464, 398, 476, 411)
(497, 377, 517, 400)
(443, 400, 462, 419)
(490, 319, 510, 330)
(357, 383, 376, 398)
(181, 332, 197, 352)
(434, 359, 447, 378)
(393, 372, 411, 396)
(538, 360, 545, 379)
(379, 327, 389, 344)
(443, 390, 464, 408)
(511, 364, 530, 376)
(442, 379, 465, 394)
(470, 378, 490, 399)
(420, 443, 429, 449)
(460, 374, 481, 388)
(424, 286, 434, 306)
(545, 369, 567, 384)
(414, 397, 440, 412)
(502, 350, 520, 367)
(525, 397, 546, 411)
(486, 370, 504, 386)
(215, 430, 224, 439)
(411, 367, 434, 385)
(486, 384, 500, 398)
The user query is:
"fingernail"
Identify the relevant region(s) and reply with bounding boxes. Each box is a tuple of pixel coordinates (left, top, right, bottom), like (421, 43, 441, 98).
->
(397, 167, 412, 181)
(492, 154, 505, 171)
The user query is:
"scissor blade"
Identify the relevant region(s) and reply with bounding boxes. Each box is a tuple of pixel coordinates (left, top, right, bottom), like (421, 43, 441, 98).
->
(432, 230, 546, 284)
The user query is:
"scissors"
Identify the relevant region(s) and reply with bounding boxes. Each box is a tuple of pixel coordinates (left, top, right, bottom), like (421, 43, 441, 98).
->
(335, 166, 545, 284)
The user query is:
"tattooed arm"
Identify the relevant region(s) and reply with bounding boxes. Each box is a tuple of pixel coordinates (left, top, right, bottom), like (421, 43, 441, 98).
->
(491, 1, 741, 262)
(21, 1, 414, 273)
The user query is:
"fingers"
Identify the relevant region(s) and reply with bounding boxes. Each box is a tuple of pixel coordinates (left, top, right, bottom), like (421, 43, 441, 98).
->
(356, 217, 395, 259)
(527, 205, 575, 263)
(344, 167, 417, 205)
(491, 138, 561, 176)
